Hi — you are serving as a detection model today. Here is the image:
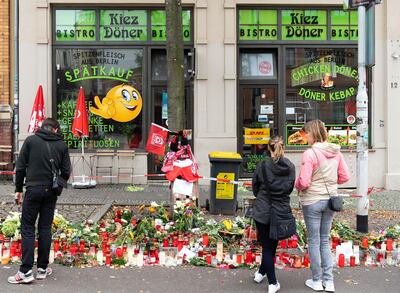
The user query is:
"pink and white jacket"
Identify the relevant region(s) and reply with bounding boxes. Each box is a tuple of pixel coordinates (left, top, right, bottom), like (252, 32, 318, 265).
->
(295, 142, 350, 205)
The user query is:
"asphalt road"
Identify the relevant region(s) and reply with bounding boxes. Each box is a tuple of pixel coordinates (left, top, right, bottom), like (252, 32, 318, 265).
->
(0, 265, 398, 293)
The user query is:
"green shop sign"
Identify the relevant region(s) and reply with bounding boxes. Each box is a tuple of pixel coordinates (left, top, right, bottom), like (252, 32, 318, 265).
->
(55, 9, 191, 42)
(238, 9, 358, 41)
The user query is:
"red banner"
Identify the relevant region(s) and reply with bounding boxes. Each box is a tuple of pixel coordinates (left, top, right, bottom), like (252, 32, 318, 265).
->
(145, 123, 169, 156)
(71, 87, 89, 138)
(28, 85, 46, 133)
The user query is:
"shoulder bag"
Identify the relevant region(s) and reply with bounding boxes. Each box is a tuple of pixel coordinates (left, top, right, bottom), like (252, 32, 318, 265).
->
(261, 160, 296, 241)
(311, 148, 343, 212)
(44, 141, 68, 196)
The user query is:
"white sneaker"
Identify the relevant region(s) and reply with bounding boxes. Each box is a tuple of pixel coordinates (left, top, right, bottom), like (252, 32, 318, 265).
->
(36, 267, 53, 280)
(324, 281, 335, 292)
(254, 270, 267, 283)
(305, 279, 324, 291)
(268, 281, 281, 293)
(8, 270, 35, 284)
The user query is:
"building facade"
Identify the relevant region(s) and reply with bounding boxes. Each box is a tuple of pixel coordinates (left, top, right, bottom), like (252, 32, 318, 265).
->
(0, 0, 13, 170)
(18, 0, 400, 189)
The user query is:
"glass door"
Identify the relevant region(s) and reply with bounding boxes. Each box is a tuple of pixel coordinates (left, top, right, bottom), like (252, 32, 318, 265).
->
(148, 86, 193, 174)
(238, 86, 278, 176)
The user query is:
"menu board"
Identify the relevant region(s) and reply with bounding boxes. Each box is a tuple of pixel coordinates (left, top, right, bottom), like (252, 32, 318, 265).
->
(286, 124, 357, 147)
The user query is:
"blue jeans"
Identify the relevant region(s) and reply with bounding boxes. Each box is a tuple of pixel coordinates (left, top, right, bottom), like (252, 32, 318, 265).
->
(302, 200, 334, 282)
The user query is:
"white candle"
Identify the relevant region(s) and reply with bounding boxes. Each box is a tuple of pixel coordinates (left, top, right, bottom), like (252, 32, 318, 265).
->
(159, 251, 166, 266)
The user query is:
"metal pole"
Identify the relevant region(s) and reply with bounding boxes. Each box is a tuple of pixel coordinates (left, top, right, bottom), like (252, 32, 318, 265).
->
(356, 5, 369, 233)
(13, 0, 19, 166)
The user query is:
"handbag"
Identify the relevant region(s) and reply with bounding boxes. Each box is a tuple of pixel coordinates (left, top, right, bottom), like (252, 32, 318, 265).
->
(311, 148, 343, 212)
(45, 141, 67, 196)
(261, 160, 296, 240)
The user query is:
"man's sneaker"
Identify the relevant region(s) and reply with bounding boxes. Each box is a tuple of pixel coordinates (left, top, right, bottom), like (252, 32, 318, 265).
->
(268, 281, 281, 293)
(305, 279, 324, 291)
(36, 267, 52, 280)
(254, 270, 267, 283)
(324, 281, 335, 292)
(7, 270, 35, 284)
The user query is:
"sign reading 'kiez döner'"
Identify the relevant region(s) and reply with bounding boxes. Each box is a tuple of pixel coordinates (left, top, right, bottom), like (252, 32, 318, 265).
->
(239, 9, 358, 41)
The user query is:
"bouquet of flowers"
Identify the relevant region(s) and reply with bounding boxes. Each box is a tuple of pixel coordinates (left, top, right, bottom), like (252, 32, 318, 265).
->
(1, 212, 21, 241)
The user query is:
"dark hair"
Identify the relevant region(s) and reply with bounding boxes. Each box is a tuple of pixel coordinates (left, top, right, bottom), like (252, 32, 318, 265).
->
(41, 118, 60, 132)
(268, 135, 284, 162)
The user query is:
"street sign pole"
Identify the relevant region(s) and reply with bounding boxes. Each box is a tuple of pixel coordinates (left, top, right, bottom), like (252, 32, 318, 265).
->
(356, 5, 369, 233)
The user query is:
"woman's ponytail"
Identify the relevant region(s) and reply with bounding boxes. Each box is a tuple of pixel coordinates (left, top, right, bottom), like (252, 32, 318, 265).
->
(268, 135, 285, 162)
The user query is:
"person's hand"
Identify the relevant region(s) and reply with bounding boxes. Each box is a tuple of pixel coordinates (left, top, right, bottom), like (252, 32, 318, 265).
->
(15, 192, 23, 206)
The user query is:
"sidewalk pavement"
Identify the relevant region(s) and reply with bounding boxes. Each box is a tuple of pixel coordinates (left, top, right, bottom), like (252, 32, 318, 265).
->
(0, 264, 398, 293)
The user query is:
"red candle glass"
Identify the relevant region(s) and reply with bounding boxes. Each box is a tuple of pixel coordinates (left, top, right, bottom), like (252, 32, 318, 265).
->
(236, 254, 243, 264)
(198, 250, 204, 257)
(116, 247, 123, 258)
(362, 237, 369, 249)
(54, 240, 60, 252)
(173, 236, 179, 247)
(280, 240, 287, 249)
(163, 238, 169, 247)
(386, 238, 393, 251)
(338, 254, 345, 267)
(377, 253, 384, 263)
(302, 254, 310, 267)
(350, 255, 356, 267)
(245, 250, 252, 264)
(105, 254, 111, 266)
(206, 254, 212, 265)
(202, 234, 209, 247)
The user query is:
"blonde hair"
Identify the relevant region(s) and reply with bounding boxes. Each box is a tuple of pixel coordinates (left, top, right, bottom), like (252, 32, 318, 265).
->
(268, 135, 285, 161)
(304, 119, 327, 143)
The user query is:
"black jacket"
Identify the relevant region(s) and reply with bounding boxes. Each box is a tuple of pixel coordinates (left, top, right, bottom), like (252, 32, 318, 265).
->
(252, 157, 295, 225)
(15, 129, 71, 192)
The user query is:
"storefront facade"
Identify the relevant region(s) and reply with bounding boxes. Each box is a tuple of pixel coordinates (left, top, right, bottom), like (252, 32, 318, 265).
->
(19, 0, 400, 189)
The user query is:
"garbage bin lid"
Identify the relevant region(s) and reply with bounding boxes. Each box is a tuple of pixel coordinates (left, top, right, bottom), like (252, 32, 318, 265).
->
(209, 152, 242, 159)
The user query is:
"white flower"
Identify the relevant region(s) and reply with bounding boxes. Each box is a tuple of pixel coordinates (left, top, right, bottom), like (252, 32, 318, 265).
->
(150, 201, 160, 208)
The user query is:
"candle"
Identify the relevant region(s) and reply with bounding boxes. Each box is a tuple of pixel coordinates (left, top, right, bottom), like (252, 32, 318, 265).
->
(203, 234, 209, 247)
(105, 253, 111, 266)
(386, 239, 393, 251)
(353, 245, 360, 265)
(236, 253, 243, 265)
(362, 237, 369, 249)
(338, 254, 345, 267)
(280, 240, 287, 249)
(159, 251, 166, 266)
(163, 238, 169, 248)
(216, 241, 223, 262)
(54, 240, 60, 252)
(173, 236, 179, 248)
(245, 249, 252, 264)
(350, 255, 356, 266)
(97, 250, 104, 265)
(116, 247, 123, 258)
(49, 249, 55, 264)
(206, 254, 212, 265)
(255, 252, 261, 265)
(302, 254, 310, 267)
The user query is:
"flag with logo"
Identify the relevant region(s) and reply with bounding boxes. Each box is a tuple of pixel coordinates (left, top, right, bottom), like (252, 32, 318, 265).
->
(71, 87, 89, 138)
(28, 85, 46, 133)
(146, 123, 169, 156)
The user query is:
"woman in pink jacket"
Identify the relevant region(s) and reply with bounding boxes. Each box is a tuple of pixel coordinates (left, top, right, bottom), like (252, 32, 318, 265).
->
(295, 120, 350, 293)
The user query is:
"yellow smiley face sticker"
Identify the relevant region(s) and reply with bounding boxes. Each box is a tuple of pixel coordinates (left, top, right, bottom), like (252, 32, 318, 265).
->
(89, 84, 143, 122)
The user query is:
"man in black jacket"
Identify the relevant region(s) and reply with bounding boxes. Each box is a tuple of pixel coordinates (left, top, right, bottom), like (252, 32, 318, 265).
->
(8, 118, 71, 284)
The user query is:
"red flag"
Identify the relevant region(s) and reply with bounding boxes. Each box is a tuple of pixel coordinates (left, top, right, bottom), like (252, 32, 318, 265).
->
(146, 123, 169, 156)
(71, 87, 89, 137)
(28, 85, 46, 133)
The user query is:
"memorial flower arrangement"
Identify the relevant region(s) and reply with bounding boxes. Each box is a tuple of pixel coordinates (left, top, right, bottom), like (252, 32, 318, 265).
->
(0, 204, 399, 268)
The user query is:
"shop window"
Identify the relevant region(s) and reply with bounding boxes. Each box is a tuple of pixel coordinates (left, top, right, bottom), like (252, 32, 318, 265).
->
(99, 10, 147, 41)
(55, 10, 96, 41)
(285, 48, 358, 147)
(240, 53, 276, 78)
(151, 49, 191, 81)
(55, 48, 143, 150)
(151, 10, 191, 42)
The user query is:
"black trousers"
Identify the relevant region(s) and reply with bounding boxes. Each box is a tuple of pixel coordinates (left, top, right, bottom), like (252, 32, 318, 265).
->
(20, 186, 57, 273)
(255, 220, 279, 285)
